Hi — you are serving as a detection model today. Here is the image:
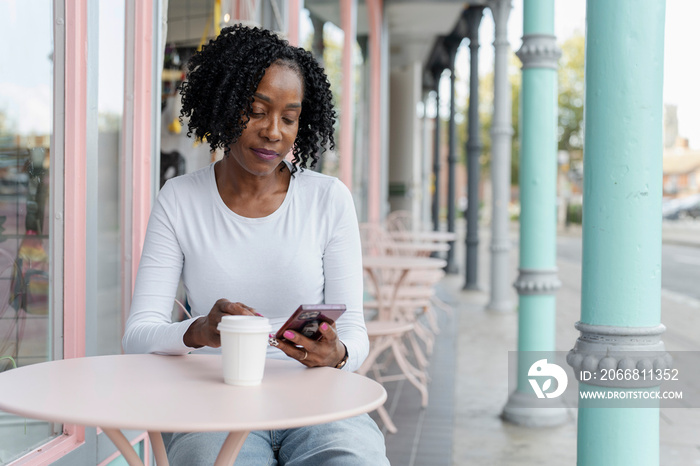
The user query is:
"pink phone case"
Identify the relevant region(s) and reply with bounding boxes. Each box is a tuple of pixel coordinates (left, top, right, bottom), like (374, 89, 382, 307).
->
(275, 304, 346, 341)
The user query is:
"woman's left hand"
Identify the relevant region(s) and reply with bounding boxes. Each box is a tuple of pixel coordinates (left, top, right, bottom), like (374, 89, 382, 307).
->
(274, 322, 346, 368)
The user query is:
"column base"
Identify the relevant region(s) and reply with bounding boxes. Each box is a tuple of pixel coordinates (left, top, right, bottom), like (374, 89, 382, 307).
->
(485, 300, 514, 313)
(502, 390, 569, 427)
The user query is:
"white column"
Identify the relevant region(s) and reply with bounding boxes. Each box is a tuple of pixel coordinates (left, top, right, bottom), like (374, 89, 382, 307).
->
(486, 0, 515, 312)
(388, 62, 423, 215)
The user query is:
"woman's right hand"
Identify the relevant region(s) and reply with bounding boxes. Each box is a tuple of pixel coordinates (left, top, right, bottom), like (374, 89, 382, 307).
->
(183, 299, 260, 348)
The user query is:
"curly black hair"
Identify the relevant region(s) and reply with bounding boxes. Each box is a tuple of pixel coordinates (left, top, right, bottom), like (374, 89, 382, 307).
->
(179, 24, 336, 174)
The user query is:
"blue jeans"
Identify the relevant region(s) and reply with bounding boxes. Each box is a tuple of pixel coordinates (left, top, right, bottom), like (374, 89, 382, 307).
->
(164, 414, 390, 465)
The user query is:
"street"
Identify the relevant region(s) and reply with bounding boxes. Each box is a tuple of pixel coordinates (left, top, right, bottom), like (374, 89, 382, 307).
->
(557, 234, 700, 302)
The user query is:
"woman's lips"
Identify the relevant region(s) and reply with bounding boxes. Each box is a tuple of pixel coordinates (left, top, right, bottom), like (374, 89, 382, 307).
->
(251, 148, 279, 160)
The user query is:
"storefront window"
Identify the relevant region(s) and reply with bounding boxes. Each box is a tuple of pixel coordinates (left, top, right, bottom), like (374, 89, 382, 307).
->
(160, 43, 211, 181)
(95, 0, 125, 356)
(0, 0, 57, 462)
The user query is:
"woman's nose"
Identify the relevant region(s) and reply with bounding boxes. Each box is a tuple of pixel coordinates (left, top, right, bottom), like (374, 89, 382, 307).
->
(261, 117, 281, 141)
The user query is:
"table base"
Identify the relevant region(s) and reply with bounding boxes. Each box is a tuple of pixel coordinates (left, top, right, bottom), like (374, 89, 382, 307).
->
(215, 430, 250, 466)
(103, 428, 250, 466)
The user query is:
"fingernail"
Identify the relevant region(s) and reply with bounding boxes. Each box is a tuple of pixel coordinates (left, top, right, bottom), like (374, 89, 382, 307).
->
(255, 312, 263, 317)
(284, 331, 295, 339)
(321, 322, 329, 331)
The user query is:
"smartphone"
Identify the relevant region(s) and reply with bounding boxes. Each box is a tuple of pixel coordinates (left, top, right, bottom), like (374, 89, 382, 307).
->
(275, 304, 346, 341)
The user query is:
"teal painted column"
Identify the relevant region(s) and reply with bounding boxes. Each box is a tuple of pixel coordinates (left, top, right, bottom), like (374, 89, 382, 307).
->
(502, 0, 566, 426)
(566, 1, 667, 465)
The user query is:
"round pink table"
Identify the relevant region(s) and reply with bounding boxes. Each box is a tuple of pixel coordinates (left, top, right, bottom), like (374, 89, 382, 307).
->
(362, 255, 447, 271)
(389, 230, 457, 243)
(0, 354, 387, 466)
(362, 255, 447, 319)
(378, 240, 450, 256)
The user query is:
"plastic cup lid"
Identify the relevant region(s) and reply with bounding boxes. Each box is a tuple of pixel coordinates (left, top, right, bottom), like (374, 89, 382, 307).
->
(217, 315, 271, 333)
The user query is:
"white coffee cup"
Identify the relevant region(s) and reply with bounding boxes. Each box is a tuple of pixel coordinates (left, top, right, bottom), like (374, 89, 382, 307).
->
(217, 315, 272, 386)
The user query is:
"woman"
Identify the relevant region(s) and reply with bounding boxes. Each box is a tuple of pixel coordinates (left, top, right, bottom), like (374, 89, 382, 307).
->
(122, 25, 389, 465)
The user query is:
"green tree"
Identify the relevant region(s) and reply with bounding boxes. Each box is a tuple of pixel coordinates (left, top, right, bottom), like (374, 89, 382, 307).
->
(510, 71, 521, 185)
(558, 34, 585, 153)
(453, 34, 584, 190)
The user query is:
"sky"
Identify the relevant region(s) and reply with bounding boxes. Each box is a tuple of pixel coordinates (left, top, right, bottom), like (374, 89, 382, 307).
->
(0, 1, 54, 135)
(1, 1, 699, 150)
(0, 0, 125, 136)
(453, 0, 700, 150)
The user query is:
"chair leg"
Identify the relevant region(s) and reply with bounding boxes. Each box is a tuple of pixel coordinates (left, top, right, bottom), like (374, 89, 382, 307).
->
(394, 337, 429, 385)
(413, 320, 435, 355)
(373, 347, 396, 373)
(406, 331, 430, 370)
(375, 405, 398, 434)
(359, 334, 402, 434)
(364, 333, 425, 385)
(357, 336, 391, 377)
(424, 305, 441, 334)
(431, 295, 453, 316)
(391, 339, 429, 407)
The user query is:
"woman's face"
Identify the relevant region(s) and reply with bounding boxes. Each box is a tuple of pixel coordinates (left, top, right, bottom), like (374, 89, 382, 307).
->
(228, 63, 303, 177)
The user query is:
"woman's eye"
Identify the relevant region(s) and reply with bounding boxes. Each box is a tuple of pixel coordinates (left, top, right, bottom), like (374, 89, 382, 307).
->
(283, 118, 296, 125)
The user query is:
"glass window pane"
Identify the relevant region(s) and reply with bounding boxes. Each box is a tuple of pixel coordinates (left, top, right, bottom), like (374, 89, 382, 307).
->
(0, 0, 57, 462)
(96, 0, 125, 356)
(106, 439, 145, 466)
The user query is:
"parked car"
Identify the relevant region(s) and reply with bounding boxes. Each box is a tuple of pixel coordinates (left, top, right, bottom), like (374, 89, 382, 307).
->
(663, 194, 700, 220)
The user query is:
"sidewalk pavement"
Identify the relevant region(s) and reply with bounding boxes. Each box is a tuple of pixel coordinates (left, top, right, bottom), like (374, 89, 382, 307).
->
(452, 222, 700, 465)
(375, 219, 700, 465)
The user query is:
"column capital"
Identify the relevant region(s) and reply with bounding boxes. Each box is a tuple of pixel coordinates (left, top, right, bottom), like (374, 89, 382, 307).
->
(488, 0, 511, 43)
(493, 37, 510, 48)
(516, 34, 561, 70)
(513, 268, 561, 295)
(566, 322, 670, 388)
(487, 0, 512, 17)
(444, 36, 461, 66)
(431, 64, 444, 85)
(465, 6, 484, 44)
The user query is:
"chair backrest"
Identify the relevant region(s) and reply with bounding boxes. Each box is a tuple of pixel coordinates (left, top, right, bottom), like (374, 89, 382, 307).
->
(385, 210, 420, 232)
(359, 223, 394, 257)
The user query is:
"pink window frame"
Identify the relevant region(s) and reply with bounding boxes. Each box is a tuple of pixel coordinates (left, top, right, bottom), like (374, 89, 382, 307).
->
(11, 0, 155, 463)
(287, 0, 301, 46)
(366, 0, 383, 223)
(122, 0, 154, 303)
(339, 0, 356, 190)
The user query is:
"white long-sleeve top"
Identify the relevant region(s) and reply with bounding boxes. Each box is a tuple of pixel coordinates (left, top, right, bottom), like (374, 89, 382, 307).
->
(122, 162, 368, 372)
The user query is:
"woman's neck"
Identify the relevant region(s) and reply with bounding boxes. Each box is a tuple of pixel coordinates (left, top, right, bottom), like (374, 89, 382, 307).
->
(214, 158, 291, 218)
